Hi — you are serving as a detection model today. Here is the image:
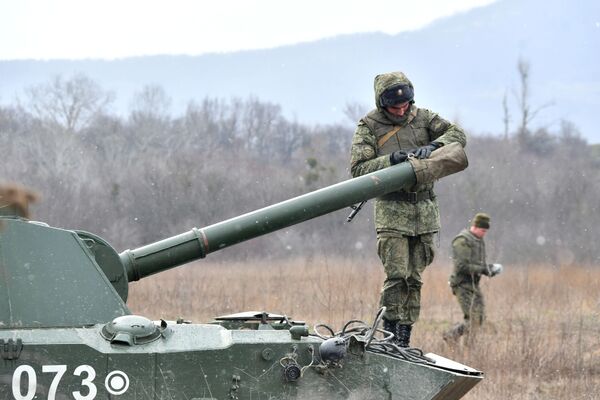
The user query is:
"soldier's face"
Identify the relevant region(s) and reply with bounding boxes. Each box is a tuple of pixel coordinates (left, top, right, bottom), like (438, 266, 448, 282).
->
(471, 226, 488, 238)
(385, 101, 410, 117)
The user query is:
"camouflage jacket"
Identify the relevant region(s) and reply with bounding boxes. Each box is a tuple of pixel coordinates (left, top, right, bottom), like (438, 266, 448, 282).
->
(350, 71, 466, 236)
(450, 229, 488, 287)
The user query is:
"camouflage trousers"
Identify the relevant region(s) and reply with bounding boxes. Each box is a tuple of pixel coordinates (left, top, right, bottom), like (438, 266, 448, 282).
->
(377, 232, 436, 324)
(444, 283, 486, 340)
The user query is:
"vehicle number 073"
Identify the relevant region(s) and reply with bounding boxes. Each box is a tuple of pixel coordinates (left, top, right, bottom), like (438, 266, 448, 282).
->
(11, 365, 130, 399)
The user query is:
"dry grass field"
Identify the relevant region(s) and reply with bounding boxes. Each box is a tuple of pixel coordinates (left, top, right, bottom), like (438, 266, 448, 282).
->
(128, 258, 600, 400)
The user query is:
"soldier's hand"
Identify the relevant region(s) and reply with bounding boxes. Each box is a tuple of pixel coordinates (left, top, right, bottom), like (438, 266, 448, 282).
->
(413, 142, 441, 159)
(483, 264, 493, 276)
(390, 150, 408, 165)
(488, 263, 503, 277)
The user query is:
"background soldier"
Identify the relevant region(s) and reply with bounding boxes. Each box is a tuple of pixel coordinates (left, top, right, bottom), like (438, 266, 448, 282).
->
(443, 213, 503, 343)
(350, 71, 466, 347)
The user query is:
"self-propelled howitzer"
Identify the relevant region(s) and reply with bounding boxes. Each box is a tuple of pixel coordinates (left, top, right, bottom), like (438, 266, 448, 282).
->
(0, 143, 480, 400)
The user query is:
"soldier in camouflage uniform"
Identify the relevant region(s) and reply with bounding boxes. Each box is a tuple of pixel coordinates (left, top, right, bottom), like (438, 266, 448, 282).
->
(443, 213, 503, 343)
(350, 71, 466, 347)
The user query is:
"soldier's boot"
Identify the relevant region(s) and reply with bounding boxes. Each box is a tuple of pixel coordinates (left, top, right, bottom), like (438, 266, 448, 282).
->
(383, 318, 398, 340)
(443, 323, 465, 344)
(395, 324, 412, 348)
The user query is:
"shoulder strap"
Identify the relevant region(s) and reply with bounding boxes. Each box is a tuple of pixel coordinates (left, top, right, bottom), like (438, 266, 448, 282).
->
(377, 126, 402, 148)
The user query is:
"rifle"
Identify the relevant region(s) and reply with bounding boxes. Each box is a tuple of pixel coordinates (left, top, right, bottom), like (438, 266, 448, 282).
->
(346, 201, 366, 223)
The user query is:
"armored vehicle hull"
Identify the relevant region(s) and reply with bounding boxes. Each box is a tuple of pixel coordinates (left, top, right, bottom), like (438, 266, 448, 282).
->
(0, 144, 480, 399)
(1, 322, 481, 399)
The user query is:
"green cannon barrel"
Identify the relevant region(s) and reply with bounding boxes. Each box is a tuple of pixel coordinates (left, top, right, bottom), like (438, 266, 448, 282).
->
(120, 143, 467, 281)
(120, 162, 413, 281)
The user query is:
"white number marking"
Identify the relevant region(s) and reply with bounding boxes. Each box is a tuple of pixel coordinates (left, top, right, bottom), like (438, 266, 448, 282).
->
(12, 365, 37, 400)
(11, 364, 128, 399)
(42, 365, 67, 400)
(73, 365, 98, 400)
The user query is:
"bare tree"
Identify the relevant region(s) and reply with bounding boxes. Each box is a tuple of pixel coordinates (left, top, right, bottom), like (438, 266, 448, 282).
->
(514, 59, 553, 143)
(516, 59, 531, 135)
(129, 84, 172, 123)
(502, 89, 510, 140)
(182, 98, 238, 152)
(270, 119, 308, 161)
(558, 120, 586, 147)
(25, 73, 114, 133)
(240, 96, 282, 155)
(127, 84, 174, 151)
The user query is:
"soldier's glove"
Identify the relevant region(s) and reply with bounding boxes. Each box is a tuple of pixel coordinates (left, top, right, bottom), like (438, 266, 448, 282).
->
(390, 150, 409, 165)
(413, 142, 442, 159)
(483, 264, 492, 276)
(488, 263, 503, 277)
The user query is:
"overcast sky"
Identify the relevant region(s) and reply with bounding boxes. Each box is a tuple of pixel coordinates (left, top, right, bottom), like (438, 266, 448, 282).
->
(1, 0, 496, 60)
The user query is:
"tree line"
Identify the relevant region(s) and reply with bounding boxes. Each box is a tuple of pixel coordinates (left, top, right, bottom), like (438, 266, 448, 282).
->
(1, 73, 598, 266)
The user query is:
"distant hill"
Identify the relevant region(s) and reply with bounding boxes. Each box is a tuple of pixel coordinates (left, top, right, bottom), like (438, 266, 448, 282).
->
(1, 0, 599, 142)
